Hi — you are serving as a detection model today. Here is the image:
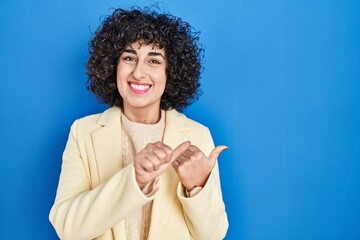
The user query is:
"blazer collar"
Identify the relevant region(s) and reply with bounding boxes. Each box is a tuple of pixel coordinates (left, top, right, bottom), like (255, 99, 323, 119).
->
(91, 107, 122, 184)
(93, 106, 191, 155)
(96, 106, 122, 126)
(95, 106, 191, 136)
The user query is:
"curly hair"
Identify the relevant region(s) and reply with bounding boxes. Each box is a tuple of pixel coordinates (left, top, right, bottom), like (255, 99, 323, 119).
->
(86, 7, 204, 111)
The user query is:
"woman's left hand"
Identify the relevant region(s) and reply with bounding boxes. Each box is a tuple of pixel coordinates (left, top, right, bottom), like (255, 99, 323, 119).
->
(172, 145, 228, 191)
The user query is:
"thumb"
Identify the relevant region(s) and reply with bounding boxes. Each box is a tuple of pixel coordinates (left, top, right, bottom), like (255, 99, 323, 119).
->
(208, 145, 228, 163)
(170, 141, 191, 163)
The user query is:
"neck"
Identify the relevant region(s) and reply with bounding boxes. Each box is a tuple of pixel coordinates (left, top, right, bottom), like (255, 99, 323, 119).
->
(123, 106, 161, 124)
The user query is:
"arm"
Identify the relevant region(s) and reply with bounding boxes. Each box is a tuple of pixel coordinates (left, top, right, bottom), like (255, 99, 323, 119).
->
(49, 120, 155, 240)
(177, 162, 228, 240)
(174, 129, 229, 240)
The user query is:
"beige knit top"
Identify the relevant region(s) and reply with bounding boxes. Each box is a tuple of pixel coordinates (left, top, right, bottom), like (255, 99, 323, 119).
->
(121, 110, 165, 240)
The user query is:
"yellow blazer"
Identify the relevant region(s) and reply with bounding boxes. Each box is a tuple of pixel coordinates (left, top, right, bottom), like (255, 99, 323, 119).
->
(49, 107, 228, 240)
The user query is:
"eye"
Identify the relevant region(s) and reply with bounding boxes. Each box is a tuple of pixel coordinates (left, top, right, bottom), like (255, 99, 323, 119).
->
(123, 56, 136, 62)
(149, 59, 161, 64)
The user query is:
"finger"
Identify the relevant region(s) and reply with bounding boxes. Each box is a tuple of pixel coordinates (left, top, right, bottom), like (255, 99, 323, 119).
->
(155, 141, 164, 148)
(172, 159, 181, 169)
(208, 145, 228, 164)
(142, 156, 157, 172)
(174, 153, 188, 164)
(152, 147, 169, 164)
(170, 141, 191, 163)
(178, 144, 199, 158)
(160, 144, 173, 162)
(142, 151, 162, 171)
(147, 155, 161, 171)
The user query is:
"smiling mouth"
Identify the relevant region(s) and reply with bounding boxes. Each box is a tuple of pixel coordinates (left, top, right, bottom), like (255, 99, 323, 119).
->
(129, 82, 151, 94)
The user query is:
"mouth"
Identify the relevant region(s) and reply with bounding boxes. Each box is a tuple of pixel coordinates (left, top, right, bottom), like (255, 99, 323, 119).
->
(128, 82, 151, 94)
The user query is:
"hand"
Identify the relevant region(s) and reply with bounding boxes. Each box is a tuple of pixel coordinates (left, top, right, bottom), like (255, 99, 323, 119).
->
(134, 141, 191, 189)
(172, 145, 228, 191)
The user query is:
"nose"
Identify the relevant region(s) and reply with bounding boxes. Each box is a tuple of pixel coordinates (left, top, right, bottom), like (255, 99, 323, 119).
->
(132, 61, 146, 80)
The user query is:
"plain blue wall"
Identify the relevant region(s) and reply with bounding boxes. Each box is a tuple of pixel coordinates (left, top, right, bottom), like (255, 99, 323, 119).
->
(1, 0, 359, 239)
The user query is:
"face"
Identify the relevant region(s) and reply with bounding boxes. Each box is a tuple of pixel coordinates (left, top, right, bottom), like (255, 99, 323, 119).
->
(117, 41, 167, 121)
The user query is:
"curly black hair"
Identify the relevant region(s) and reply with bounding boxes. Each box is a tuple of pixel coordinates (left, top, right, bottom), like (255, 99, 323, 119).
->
(86, 7, 204, 111)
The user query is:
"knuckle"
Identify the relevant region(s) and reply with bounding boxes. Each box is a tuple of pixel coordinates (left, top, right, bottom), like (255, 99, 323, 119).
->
(177, 165, 184, 172)
(153, 158, 161, 166)
(154, 148, 167, 160)
(195, 151, 202, 159)
(143, 161, 152, 170)
(190, 145, 199, 151)
(158, 149, 167, 159)
(190, 155, 197, 161)
(185, 159, 192, 166)
(164, 146, 172, 155)
(145, 143, 155, 150)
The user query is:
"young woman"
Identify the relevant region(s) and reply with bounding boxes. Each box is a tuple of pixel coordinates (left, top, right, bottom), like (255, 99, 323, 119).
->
(50, 7, 228, 240)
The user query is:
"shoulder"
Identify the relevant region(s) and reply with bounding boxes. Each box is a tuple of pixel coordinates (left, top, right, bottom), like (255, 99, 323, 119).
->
(166, 110, 213, 150)
(70, 107, 120, 135)
(166, 109, 209, 132)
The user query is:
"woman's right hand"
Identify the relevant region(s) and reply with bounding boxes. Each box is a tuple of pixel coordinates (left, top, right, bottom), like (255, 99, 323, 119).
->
(134, 141, 191, 189)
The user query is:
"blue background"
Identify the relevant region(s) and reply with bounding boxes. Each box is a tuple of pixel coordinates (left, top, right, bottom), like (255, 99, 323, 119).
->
(1, 0, 359, 239)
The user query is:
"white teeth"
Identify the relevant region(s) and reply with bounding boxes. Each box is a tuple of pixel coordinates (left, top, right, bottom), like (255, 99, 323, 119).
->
(130, 83, 150, 90)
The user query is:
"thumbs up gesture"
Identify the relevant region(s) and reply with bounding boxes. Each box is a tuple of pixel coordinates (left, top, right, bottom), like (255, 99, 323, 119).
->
(134, 141, 191, 189)
(172, 145, 228, 191)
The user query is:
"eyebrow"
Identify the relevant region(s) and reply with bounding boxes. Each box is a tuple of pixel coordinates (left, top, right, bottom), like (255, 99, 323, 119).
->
(123, 49, 165, 59)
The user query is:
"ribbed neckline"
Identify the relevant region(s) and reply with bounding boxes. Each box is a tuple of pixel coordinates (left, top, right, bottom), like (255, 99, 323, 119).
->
(121, 110, 165, 136)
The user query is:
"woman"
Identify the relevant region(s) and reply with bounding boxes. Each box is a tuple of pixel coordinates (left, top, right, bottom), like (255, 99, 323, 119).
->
(49, 7, 228, 240)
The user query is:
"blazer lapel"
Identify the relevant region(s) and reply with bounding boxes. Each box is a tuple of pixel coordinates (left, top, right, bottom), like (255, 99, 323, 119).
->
(91, 107, 123, 184)
(148, 110, 190, 239)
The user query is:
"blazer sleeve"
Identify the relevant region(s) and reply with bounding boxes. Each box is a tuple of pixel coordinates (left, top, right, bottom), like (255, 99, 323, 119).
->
(49, 120, 156, 240)
(177, 128, 229, 240)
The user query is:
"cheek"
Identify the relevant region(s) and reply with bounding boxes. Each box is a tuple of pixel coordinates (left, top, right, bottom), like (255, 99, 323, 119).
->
(157, 69, 167, 89)
(116, 71, 127, 95)
(158, 77, 167, 93)
(116, 66, 129, 84)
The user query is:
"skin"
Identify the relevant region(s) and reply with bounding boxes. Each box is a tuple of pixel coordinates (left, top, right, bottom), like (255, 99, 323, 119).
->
(117, 41, 227, 191)
(172, 145, 228, 191)
(117, 41, 167, 124)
